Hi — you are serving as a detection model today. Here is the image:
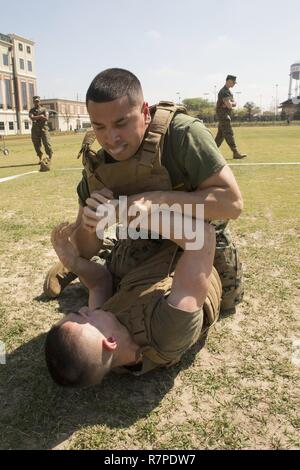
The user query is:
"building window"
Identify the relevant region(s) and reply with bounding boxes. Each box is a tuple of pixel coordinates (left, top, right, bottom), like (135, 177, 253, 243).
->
(21, 82, 28, 110)
(18, 43, 23, 51)
(24, 121, 29, 130)
(0, 122, 4, 130)
(9, 122, 14, 130)
(29, 83, 35, 102)
(5, 79, 12, 109)
(27, 46, 31, 54)
(27, 60, 32, 72)
(20, 58, 24, 70)
(50, 103, 55, 110)
(3, 54, 9, 66)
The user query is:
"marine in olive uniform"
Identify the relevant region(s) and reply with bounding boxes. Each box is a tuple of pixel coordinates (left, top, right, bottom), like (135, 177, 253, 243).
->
(29, 96, 53, 170)
(215, 75, 247, 159)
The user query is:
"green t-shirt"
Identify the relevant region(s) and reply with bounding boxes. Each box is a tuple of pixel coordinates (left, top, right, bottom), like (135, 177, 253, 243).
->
(76, 113, 226, 205)
(29, 106, 49, 129)
(216, 85, 233, 117)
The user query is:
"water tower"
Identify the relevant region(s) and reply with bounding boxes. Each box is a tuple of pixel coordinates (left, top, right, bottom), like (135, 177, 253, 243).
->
(288, 62, 300, 99)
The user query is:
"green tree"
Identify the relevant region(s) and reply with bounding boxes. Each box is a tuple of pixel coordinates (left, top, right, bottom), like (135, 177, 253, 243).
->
(197, 106, 215, 122)
(182, 97, 211, 112)
(182, 98, 215, 121)
(234, 108, 248, 120)
(243, 101, 260, 120)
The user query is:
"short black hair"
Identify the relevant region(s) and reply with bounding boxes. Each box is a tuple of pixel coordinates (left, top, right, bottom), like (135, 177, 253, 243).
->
(45, 324, 95, 388)
(86, 68, 143, 107)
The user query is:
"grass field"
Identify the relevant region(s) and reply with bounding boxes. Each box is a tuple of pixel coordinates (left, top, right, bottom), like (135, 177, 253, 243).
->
(0, 126, 299, 450)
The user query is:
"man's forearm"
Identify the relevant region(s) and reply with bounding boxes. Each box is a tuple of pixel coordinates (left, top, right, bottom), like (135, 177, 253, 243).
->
(223, 98, 234, 110)
(132, 188, 242, 221)
(71, 256, 111, 310)
(139, 208, 210, 251)
(30, 115, 42, 120)
(65, 254, 111, 311)
(71, 223, 103, 259)
(162, 188, 242, 219)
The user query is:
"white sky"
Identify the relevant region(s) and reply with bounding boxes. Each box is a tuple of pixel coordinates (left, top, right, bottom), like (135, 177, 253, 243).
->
(2, 0, 300, 110)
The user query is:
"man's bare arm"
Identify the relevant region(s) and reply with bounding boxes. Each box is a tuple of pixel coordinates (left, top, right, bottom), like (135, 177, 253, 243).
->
(51, 222, 111, 310)
(223, 97, 236, 109)
(29, 114, 48, 121)
(81, 166, 243, 242)
(129, 165, 243, 221)
(70, 206, 104, 259)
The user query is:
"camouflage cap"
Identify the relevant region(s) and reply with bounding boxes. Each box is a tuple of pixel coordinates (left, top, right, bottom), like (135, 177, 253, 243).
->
(33, 95, 40, 101)
(226, 75, 237, 82)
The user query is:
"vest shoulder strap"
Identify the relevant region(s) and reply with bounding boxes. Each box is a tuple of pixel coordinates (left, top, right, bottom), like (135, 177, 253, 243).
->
(140, 102, 187, 167)
(77, 129, 96, 159)
(150, 101, 187, 135)
(78, 129, 104, 177)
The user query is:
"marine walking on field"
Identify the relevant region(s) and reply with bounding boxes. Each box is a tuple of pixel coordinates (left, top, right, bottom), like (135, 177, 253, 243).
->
(215, 75, 247, 159)
(29, 96, 53, 171)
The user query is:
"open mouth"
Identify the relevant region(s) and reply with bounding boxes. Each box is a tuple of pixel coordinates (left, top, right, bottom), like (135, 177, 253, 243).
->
(107, 143, 127, 156)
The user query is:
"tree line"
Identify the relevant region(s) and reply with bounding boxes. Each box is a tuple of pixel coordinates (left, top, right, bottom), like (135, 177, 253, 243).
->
(181, 97, 282, 122)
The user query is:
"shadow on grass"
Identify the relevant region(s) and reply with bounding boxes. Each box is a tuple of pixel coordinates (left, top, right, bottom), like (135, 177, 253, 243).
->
(1, 284, 207, 450)
(0, 163, 39, 169)
(34, 282, 88, 313)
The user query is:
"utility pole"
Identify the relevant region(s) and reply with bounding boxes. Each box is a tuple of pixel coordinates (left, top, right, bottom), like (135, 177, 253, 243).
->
(275, 84, 278, 120)
(8, 45, 21, 133)
(235, 92, 242, 108)
(259, 95, 263, 115)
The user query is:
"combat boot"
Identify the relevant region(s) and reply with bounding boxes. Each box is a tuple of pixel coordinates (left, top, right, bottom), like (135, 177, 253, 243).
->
(233, 150, 247, 159)
(40, 157, 51, 172)
(43, 261, 77, 298)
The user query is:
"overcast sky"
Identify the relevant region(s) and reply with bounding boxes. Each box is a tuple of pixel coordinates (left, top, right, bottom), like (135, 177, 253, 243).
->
(2, 0, 300, 110)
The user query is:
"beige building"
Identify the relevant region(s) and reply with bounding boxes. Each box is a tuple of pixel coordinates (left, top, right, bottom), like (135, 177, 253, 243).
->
(0, 33, 90, 134)
(0, 32, 37, 135)
(40, 98, 90, 132)
(279, 98, 300, 121)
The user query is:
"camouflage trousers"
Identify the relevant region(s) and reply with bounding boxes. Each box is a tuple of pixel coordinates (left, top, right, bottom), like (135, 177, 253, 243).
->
(31, 128, 53, 158)
(213, 223, 244, 315)
(215, 116, 237, 151)
(99, 224, 244, 316)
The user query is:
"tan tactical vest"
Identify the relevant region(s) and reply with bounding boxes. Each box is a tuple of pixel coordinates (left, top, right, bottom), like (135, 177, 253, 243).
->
(78, 101, 186, 196)
(78, 102, 222, 370)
